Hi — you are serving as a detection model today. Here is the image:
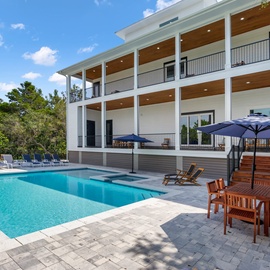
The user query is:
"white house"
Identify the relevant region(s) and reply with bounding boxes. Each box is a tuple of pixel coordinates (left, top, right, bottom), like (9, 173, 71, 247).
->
(58, 0, 270, 179)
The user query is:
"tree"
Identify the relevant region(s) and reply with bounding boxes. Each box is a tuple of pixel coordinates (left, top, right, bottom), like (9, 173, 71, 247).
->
(0, 82, 66, 158)
(261, 1, 269, 8)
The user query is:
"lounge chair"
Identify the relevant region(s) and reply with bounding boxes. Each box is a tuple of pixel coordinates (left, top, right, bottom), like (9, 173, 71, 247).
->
(52, 153, 69, 166)
(44, 153, 61, 166)
(22, 154, 41, 167)
(34, 153, 51, 167)
(175, 167, 205, 186)
(1, 154, 21, 169)
(162, 162, 197, 185)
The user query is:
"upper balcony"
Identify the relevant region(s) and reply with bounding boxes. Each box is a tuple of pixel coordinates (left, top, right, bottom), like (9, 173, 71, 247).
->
(69, 4, 270, 103)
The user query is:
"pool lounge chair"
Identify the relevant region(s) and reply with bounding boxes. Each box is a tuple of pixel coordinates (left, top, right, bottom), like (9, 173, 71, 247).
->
(175, 167, 205, 186)
(1, 154, 21, 169)
(52, 153, 69, 166)
(162, 162, 197, 185)
(34, 153, 51, 167)
(22, 154, 42, 167)
(44, 153, 61, 166)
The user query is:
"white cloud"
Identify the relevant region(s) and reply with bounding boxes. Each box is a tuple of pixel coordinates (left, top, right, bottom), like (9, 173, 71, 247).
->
(143, 0, 182, 17)
(94, 0, 111, 6)
(23, 46, 58, 66)
(143, 9, 154, 18)
(0, 82, 18, 92)
(22, 72, 42, 80)
(0, 35, 3, 47)
(48, 73, 66, 86)
(77, 43, 98, 54)
(11, 23, 25, 30)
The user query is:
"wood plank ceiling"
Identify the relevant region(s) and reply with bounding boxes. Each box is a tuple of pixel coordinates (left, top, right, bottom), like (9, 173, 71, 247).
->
(81, 4, 270, 111)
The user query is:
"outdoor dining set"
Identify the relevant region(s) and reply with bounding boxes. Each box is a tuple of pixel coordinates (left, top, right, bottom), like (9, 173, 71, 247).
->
(207, 178, 270, 243)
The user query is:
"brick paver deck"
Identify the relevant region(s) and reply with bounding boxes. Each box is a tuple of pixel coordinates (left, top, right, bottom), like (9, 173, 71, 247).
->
(0, 165, 269, 270)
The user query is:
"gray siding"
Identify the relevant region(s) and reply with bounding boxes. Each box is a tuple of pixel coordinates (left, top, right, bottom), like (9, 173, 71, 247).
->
(107, 153, 132, 169)
(68, 151, 79, 163)
(183, 156, 227, 180)
(139, 155, 176, 173)
(82, 152, 103, 166)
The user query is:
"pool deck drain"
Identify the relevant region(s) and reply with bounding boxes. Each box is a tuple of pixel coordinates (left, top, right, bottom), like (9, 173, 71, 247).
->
(0, 164, 270, 269)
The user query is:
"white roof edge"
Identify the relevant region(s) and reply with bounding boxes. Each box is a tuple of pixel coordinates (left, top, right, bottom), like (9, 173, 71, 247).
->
(57, 0, 258, 76)
(115, 0, 214, 41)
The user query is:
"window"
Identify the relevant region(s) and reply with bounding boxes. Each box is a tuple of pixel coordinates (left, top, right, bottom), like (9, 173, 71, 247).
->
(164, 61, 175, 82)
(250, 108, 270, 116)
(164, 57, 187, 81)
(181, 111, 213, 146)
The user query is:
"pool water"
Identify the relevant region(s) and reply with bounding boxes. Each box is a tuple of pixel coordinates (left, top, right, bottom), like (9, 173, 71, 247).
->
(0, 169, 163, 238)
(106, 174, 147, 182)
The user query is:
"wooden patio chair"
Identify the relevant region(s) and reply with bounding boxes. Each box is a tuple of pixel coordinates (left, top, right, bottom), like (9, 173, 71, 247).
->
(224, 192, 263, 243)
(206, 180, 224, 218)
(162, 162, 196, 185)
(175, 167, 204, 186)
(215, 178, 228, 194)
(161, 138, 170, 149)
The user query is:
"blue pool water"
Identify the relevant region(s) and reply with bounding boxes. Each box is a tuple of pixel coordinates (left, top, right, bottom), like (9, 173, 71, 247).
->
(0, 169, 163, 238)
(106, 174, 147, 182)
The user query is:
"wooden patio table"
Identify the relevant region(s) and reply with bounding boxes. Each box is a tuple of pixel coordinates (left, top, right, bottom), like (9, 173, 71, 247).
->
(226, 182, 270, 236)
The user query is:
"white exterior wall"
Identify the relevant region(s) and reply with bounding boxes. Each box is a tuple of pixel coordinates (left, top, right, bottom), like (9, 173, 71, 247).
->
(107, 108, 134, 135)
(68, 105, 80, 149)
(86, 109, 102, 135)
(232, 87, 270, 118)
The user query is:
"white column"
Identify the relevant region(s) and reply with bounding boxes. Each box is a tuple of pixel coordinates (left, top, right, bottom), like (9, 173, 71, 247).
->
(134, 49, 138, 89)
(225, 77, 232, 150)
(82, 69, 86, 100)
(175, 87, 181, 150)
(82, 105, 86, 148)
(66, 75, 70, 158)
(134, 95, 139, 135)
(175, 33, 180, 80)
(101, 101, 106, 148)
(224, 13, 231, 70)
(101, 61, 106, 96)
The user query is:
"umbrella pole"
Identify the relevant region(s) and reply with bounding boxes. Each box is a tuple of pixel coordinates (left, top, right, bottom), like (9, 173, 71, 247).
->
(251, 137, 257, 189)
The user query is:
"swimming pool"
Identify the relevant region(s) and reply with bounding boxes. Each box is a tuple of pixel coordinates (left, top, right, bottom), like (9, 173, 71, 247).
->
(0, 168, 163, 238)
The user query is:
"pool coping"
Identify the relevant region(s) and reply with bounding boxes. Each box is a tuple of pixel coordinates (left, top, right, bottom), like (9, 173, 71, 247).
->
(0, 164, 180, 253)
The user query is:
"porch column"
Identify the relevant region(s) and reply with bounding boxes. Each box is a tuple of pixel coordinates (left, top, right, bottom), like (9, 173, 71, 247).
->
(175, 33, 181, 80)
(134, 49, 138, 89)
(66, 75, 70, 157)
(82, 69, 86, 100)
(101, 61, 106, 96)
(224, 13, 232, 70)
(101, 101, 106, 148)
(82, 105, 86, 148)
(175, 87, 181, 150)
(66, 75, 71, 104)
(225, 77, 232, 150)
(134, 95, 139, 150)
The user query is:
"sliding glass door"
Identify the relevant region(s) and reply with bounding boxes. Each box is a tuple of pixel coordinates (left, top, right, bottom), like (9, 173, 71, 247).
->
(181, 112, 213, 146)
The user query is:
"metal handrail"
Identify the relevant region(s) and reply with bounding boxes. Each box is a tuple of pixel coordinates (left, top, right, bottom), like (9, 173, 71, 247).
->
(227, 138, 245, 185)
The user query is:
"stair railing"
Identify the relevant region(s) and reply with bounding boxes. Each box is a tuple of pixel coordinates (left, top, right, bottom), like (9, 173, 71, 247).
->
(227, 138, 245, 185)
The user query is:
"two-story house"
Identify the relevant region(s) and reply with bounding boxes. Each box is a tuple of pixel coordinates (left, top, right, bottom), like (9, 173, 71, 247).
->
(58, 0, 270, 179)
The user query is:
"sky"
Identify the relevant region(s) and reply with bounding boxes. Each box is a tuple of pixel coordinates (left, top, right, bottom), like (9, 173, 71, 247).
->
(0, 0, 183, 102)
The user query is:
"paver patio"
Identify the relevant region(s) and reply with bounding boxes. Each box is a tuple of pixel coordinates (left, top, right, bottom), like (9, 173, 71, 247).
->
(0, 165, 269, 270)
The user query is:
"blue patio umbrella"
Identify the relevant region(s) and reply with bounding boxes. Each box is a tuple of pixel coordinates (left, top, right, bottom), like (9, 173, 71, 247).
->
(197, 113, 270, 189)
(113, 133, 153, 173)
